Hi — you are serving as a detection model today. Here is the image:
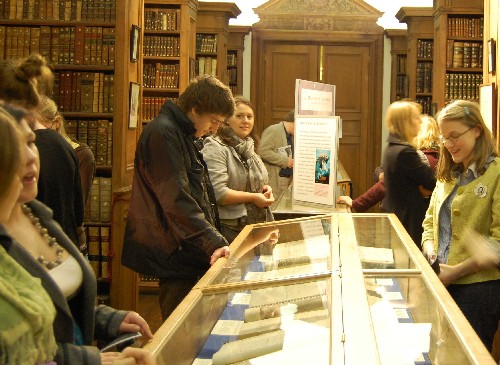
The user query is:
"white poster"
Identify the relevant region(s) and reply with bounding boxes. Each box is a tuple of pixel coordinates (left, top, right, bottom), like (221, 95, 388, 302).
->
(293, 116, 339, 206)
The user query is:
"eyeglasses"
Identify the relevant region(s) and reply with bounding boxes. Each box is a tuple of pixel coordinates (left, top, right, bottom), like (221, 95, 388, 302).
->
(439, 127, 474, 146)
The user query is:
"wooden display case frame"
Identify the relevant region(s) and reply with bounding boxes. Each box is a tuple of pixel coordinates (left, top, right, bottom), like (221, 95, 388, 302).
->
(144, 214, 496, 365)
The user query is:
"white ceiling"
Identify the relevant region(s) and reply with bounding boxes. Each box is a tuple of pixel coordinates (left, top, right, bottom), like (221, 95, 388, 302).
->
(199, 0, 433, 29)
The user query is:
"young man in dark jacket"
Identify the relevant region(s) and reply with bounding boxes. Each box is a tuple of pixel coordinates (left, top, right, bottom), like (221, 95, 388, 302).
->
(122, 75, 235, 320)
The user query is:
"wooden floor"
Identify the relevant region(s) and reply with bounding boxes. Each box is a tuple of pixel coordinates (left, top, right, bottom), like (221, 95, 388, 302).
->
(137, 293, 163, 335)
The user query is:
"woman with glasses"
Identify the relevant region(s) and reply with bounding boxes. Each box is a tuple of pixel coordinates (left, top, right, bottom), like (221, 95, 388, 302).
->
(421, 100, 500, 352)
(382, 101, 436, 248)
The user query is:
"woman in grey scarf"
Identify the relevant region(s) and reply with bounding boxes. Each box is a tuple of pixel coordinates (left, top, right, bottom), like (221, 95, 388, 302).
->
(202, 96, 274, 242)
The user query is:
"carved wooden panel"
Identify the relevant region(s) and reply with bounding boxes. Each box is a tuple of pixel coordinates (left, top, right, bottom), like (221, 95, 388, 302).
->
(322, 45, 370, 198)
(259, 44, 319, 134)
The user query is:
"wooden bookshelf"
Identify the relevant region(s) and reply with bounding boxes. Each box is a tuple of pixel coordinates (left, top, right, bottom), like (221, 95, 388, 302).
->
(0, 0, 119, 305)
(385, 29, 408, 103)
(140, 0, 197, 125)
(432, 0, 484, 110)
(195, 2, 240, 85)
(396, 7, 434, 115)
(227, 25, 250, 95)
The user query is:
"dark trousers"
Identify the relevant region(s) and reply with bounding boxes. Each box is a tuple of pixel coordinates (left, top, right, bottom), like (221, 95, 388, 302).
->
(158, 277, 199, 321)
(448, 279, 500, 352)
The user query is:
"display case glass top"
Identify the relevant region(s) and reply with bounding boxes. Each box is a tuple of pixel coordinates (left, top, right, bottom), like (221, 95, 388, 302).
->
(145, 214, 496, 365)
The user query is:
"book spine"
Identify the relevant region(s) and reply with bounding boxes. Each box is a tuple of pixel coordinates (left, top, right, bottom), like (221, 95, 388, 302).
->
(99, 177, 111, 222)
(87, 226, 101, 277)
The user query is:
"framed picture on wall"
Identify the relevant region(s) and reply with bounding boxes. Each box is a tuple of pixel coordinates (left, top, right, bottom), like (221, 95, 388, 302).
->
(130, 25, 140, 62)
(128, 82, 140, 129)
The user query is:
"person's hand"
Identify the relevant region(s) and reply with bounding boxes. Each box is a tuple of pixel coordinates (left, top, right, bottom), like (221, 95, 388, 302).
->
(262, 185, 273, 199)
(336, 195, 353, 207)
(421, 240, 436, 259)
(287, 157, 294, 168)
(437, 264, 460, 286)
(112, 348, 156, 365)
(252, 192, 274, 208)
(118, 312, 153, 339)
(101, 351, 121, 364)
(210, 245, 230, 265)
(463, 229, 500, 270)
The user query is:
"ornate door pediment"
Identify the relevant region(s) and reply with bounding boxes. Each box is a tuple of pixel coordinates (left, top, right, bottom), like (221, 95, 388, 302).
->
(253, 0, 383, 32)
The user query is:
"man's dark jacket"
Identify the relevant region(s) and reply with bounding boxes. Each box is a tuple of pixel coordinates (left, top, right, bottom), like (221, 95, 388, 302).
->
(122, 100, 227, 278)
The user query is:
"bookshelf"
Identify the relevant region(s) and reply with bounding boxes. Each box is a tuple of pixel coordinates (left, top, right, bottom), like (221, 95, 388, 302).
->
(136, 0, 197, 291)
(432, 0, 484, 110)
(0, 0, 117, 305)
(385, 29, 408, 103)
(195, 1, 240, 85)
(227, 25, 250, 95)
(140, 0, 196, 125)
(396, 7, 434, 115)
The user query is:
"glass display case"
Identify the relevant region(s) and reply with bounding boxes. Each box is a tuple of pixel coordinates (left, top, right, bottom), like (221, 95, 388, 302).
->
(144, 214, 496, 365)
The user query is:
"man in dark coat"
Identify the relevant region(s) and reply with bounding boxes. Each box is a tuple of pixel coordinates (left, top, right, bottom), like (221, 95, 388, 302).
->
(122, 76, 235, 320)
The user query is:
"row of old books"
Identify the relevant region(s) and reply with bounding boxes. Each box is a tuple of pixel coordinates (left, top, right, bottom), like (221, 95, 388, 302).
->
(416, 96, 432, 116)
(0, 26, 115, 66)
(447, 17, 483, 38)
(197, 56, 217, 77)
(416, 61, 433, 94)
(416, 39, 433, 60)
(0, 0, 115, 21)
(144, 8, 179, 31)
(395, 75, 408, 100)
(143, 62, 179, 89)
(85, 176, 112, 223)
(52, 71, 114, 113)
(65, 119, 112, 166)
(446, 40, 483, 68)
(141, 97, 177, 122)
(396, 54, 407, 74)
(227, 52, 237, 67)
(228, 67, 237, 84)
(143, 35, 179, 57)
(445, 73, 483, 101)
(86, 225, 111, 280)
(196, 33, 217, 53)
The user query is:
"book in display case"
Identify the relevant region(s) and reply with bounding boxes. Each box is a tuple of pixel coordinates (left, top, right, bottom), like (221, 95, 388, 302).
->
(0, 0, 118, 304)
(144, 214, 496, 365)
(432, 0, 484, 110)
(396, 7, 434, 116)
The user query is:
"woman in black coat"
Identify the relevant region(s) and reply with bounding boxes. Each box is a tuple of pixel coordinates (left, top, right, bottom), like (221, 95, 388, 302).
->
(382, 101, 436, 248)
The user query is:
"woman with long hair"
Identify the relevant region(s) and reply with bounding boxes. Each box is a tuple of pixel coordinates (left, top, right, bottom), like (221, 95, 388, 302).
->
(202, 96, 274, 242)
(422, 100, 500, 352)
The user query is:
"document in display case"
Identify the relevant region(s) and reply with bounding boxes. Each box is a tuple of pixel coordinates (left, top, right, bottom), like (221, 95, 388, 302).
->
(145, 214, 496, 365)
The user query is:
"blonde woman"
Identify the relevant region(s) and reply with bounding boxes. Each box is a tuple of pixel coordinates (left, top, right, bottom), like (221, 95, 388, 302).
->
(381, 101, 436, 248)
(421, 100, 500, 352)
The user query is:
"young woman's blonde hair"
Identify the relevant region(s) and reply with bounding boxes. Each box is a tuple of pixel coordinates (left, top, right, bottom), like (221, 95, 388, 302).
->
(415, 114, 440, 150)
(0, 104, 24, 202)
(385, 100, 422, 146)
(435, 100, 498, 182)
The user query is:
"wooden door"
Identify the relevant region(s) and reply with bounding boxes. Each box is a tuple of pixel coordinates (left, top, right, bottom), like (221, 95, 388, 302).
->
(258, 43, 319, 134)
(322, 45, 371, 197)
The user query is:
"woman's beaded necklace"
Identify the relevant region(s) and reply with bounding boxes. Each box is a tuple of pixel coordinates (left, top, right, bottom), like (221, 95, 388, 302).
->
(22, 204, 64, 270)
